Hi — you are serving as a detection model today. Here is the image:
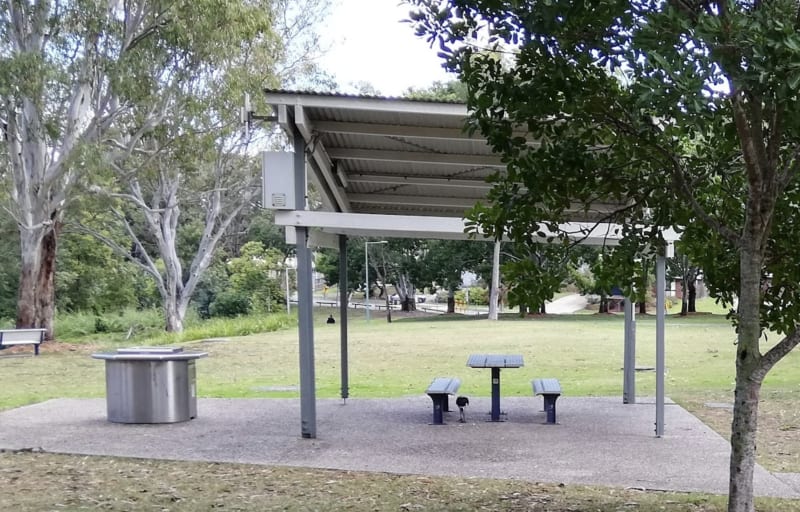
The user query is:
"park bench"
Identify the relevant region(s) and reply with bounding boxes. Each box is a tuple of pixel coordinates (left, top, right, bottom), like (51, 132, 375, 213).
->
(0, 328, 46, 356)
(426, 377, 461, 425)
(532, 378, 561, 424)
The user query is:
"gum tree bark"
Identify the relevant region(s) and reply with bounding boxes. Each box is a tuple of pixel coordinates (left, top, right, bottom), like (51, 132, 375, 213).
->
(2, 0, 177, 335)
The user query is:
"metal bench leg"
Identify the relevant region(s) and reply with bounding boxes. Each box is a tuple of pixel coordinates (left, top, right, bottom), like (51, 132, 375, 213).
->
(430, 394, 446, 424)
(543, 395, 558, 424)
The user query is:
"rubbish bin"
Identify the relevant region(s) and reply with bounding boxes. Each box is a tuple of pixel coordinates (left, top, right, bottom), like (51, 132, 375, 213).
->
(91, 347, 208, 424)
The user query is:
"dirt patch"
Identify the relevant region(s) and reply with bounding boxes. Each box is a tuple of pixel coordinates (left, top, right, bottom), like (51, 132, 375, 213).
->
(0, 340, 100, 356)
(388, 310, 439, 319)
(680, 392, 800, 473)
(4, 451, 783, 511)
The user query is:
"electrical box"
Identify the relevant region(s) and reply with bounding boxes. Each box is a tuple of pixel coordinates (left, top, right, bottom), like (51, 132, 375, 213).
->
(262, 151, 295, 210)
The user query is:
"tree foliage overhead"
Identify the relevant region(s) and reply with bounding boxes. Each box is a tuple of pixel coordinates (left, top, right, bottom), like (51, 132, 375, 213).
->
(408, 1, 800, 510)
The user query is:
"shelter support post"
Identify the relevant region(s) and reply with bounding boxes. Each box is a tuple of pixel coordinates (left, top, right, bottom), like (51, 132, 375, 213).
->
(339, 234, 349, 401)
(297, 227, 316, 438)
(294, 128, 317, 439)
(623, 297, 636, 404)
(655, 254, 666, 437)
(488, 241, 500, 320)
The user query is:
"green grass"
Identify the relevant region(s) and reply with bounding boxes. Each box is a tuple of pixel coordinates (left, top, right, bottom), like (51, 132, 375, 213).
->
(7, 308, 788, 403)
(0, 309, 766, 404)
(2, 308, 800, 510)
(213, 311, 750, 401)
(667, 296, 733, 315)
(3, 307, 800, 472)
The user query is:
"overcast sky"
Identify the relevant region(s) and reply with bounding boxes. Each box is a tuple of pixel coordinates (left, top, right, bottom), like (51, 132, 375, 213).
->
(318, 0, 455, 96)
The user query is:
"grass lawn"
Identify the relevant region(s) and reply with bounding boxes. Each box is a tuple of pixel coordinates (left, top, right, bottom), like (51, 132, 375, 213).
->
(1, 307, 799, 510)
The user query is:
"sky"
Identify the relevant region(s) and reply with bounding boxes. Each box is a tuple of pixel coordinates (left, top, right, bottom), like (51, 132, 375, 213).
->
(319, 0, 456, 96)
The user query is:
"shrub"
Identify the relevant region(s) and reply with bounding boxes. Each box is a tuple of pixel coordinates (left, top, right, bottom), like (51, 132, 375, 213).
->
(209, 290, 251, 318)
(455, 287, 489, 305)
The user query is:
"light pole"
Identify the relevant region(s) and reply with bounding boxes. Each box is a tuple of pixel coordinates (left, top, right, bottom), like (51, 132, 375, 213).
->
(284, 257, 297, 314)
(365, 240, 388, 321)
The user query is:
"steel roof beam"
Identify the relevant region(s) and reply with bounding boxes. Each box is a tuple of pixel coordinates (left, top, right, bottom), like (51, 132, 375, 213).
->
(327, 148, 504, 167)
(294, 106, 351, 212)
(348, 194, 479, 209)
(346, 174, 492, 190)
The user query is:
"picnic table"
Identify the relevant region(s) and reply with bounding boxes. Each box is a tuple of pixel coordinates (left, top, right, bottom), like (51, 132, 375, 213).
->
(467, 353, 524, 421)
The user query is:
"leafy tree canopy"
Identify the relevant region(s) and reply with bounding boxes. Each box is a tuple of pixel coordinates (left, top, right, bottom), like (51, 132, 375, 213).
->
(409, 0, 800, 333)
(408, 1, 800, 510)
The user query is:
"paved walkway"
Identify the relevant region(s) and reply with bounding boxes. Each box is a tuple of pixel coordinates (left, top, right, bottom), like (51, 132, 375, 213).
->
(546, 294, 589, 314)
(1, 396, 798, 498)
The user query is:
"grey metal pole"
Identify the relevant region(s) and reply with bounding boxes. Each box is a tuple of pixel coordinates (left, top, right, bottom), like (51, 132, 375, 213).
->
(488, 241, 500, 320)
(365, 241, 370, 321)
(655, 254, 666, 437)
(339, 234, 349, 401)
(285, 266, 291, 314)
(623, 297, 636, 404)
(293, 128, 316, 439)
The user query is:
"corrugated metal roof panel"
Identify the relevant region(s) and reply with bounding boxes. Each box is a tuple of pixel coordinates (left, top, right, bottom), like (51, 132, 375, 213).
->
(264, 90, 627, 222)
(263, 88, 465, 104)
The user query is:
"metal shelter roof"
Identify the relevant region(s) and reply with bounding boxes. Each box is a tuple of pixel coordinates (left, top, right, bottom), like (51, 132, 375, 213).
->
(264, 89, 496, 218)
(262, 90, 670, 440)
(263, 90, 639, 244)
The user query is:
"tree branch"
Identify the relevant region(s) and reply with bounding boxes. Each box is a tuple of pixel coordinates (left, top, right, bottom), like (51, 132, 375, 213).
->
(599, 106, 740, 246)
(72, 218, 165, 294)
(755, 329, 800, 381)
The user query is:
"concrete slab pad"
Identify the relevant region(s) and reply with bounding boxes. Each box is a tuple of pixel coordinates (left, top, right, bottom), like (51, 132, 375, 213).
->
(0, 396, 797, 498)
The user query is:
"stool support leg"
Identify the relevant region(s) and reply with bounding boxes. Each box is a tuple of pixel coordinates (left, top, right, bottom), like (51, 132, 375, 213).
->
(543, 395, 558, 424)
(430, 395, 445, 424)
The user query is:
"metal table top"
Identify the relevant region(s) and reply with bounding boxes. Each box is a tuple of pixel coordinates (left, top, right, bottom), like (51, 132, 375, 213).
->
(91, 347, 207, 361)
(467, 353, 524, 368)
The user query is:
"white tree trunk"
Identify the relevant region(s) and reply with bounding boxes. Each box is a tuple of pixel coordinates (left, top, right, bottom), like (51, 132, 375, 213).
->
(16, 230, 44, 327)
(395, 273, 416, 312)
(3, 0, 166, 331)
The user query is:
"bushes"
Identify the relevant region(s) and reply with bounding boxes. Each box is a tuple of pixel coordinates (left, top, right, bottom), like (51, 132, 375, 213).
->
(54, 307, 295, 344)
(454, 287, 489, 305)
(56, 309, 166, 340)
(141, 313, 296, 345)
(209, 290, 252, 317)
(197, 242, 287, 319)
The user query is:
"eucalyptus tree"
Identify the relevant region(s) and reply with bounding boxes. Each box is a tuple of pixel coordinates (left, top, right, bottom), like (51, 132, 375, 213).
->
(317, 238, 426, 312)
(409, 1, 800, 510)
(383, 238, 427, 311)
(1, 0, 331, 335)
(668, 252, 702, 315)
(315, 238, 365, 301)
(77, 0, 328, 332)
(416, 239, 490, 313)
(0, 0, 184, 336)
